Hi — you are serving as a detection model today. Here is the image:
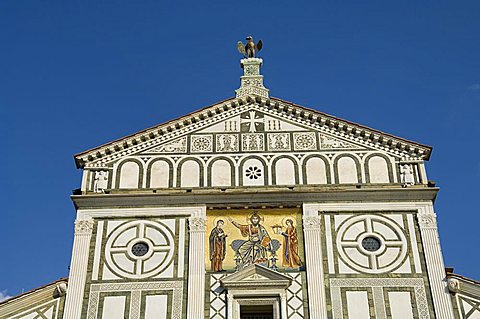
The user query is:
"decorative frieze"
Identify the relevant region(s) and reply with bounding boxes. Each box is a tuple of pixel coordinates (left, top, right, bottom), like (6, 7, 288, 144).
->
(319, 134, 355, 149)
(242, 133, 264, 151)
(267, 133, 291, 151)
(216, 134, 239, 152)
(191, 135, 213, 153)
(148, 136, 187, 153)
(293, 132, 317, 151)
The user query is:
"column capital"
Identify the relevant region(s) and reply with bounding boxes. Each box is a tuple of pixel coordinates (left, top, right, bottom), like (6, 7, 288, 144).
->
(417, 213, 437, 229)
(302, 215, 321, 230)
(74, 219, 94, 235)
(188, 216, 206, 232)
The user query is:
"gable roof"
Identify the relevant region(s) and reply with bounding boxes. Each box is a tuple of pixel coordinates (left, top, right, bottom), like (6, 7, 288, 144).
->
(0, 278, 67, 317)
(220, 264, 292, 289)
(74, 95, 432, 168)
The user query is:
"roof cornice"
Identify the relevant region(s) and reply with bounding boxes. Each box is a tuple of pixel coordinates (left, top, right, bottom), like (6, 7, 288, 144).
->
(71, 186, 439, 210)
(74, 95, 432, 168)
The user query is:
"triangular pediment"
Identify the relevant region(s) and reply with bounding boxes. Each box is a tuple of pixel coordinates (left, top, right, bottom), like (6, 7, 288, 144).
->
(220, 264, 291, 289)
(136, 106, 368, 157)
(75, 96, 431, 168)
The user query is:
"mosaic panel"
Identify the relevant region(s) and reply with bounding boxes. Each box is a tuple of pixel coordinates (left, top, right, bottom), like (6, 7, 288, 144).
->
(206, 208, 304, 272)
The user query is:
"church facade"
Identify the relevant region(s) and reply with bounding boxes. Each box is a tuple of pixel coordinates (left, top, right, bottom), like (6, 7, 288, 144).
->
(1, 47, 480, 319)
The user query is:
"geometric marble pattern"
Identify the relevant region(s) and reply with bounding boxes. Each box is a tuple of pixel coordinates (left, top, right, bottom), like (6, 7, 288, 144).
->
(335, 214, 408, 274)
(293, 132, 317, 151)
(209, 273, 227, 319)
(329, 278, 430, 319)
(286, 272, 305, 319)
(10, 300, 59, 319)
(458, 295, 480, 319)
(86, 281, 183, 319)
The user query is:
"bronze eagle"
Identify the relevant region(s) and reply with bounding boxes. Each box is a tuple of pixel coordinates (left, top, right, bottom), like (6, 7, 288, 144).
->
(237, 36, 263, 58)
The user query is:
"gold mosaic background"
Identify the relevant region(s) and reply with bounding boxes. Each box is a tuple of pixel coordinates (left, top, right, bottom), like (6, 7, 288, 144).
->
(205, 208, 304, 271)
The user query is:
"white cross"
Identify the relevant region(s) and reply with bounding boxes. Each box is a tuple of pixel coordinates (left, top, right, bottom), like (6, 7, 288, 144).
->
(240, 111, 264, 132)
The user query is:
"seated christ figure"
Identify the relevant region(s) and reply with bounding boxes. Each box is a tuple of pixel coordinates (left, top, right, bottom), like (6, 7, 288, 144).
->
(228, 212, 272, 267)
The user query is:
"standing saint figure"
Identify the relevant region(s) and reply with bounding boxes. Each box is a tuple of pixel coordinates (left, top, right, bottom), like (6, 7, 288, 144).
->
(400, 164, 415, 187)
(228, 212, 271, 267)
(281, 219, 302, 268)
(209, 220, 227, 272)
(93, 171, 108, 193)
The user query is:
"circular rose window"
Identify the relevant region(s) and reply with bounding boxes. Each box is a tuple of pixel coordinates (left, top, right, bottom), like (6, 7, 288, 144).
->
(105, 220, 175, 279)
(336, 215, 407, 274)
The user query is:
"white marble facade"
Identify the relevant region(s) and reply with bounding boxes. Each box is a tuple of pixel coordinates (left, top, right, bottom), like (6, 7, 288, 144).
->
(63, 57, 458, 319)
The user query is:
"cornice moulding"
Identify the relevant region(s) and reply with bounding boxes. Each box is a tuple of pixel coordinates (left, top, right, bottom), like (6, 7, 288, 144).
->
(71, 187, 438, 210)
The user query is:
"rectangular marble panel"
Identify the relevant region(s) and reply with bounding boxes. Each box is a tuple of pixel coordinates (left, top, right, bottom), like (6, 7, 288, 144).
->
(388, 291, 414, 319)
(101, 296, 126, 319)
(346, 291, 370, 319)
(145, 295, 168, 319)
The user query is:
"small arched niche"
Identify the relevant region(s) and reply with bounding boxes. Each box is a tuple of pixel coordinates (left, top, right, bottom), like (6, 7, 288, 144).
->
(367, 155, 391, 183)
(336, 156, 360, 184)
(118, 161, 142, 189)
(210, 159, 233, 187)
(274, 157, 297, 185)
(179, 159, 202, 188)
(149, 159, 171, 188)
(305, 156, 329, 185)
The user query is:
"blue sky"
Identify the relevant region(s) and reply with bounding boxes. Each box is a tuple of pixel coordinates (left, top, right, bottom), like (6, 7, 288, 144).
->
(1, 1, 479, 298)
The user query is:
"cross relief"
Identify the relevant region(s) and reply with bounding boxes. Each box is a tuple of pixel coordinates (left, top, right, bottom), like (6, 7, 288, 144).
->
(240, 111, 264, 133)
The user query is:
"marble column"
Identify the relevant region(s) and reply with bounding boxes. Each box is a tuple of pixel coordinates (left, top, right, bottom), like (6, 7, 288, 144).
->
(417, 204, 455, 319)
(187, 215, 207, 319)
(302, 205, 328, 319)
(63, 219, 94, 319)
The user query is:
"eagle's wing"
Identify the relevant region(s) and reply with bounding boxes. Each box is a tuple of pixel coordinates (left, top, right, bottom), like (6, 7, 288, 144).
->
(256, 40, 263, 52)
(237, 41, 246, 55)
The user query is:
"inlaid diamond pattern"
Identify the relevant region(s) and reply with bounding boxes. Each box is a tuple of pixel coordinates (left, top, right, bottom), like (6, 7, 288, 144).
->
(286, 272, 305, 319)
(459, 295, 480, 318)
(210, 273, 227, 319)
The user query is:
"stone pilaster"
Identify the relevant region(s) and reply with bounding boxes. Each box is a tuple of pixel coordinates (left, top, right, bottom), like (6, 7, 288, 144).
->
(302, 205, 328, 319)
(417, 204, 455, 318)
(187, 215, 207, 319)
(63, 219, 94, 319)
(226, 293, 234, 319)
(280, 292, 288, 319)
(235, 58, 269, 98)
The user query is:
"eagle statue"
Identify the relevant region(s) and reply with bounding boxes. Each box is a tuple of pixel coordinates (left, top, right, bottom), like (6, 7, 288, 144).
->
(237, 36, 263, 58)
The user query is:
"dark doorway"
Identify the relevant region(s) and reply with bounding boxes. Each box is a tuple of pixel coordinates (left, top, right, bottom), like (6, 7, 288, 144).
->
(240, 304, 274, 319)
